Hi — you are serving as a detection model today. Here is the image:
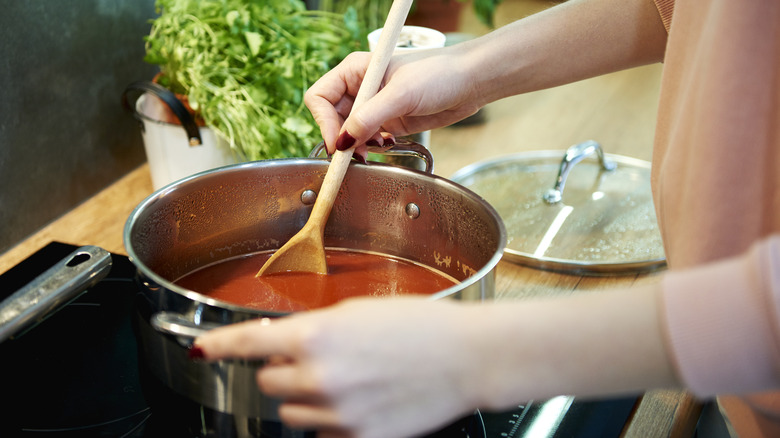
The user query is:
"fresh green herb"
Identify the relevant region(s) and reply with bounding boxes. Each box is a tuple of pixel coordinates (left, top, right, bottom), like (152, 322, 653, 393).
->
(316, 0, 501, 36)
(144, 0, 364, 160)
(318, 0, 393, 36)
(471, 0, 502, 28)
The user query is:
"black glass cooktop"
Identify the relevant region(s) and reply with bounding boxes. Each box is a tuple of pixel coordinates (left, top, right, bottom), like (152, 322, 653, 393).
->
(0, 242, 637, 437)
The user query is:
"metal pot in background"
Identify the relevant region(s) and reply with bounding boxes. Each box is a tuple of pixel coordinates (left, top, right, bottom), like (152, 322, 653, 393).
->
(124, 144, 506, 422)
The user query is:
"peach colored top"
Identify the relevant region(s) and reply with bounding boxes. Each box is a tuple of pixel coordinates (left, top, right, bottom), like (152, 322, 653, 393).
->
(651, 0, 780, 434)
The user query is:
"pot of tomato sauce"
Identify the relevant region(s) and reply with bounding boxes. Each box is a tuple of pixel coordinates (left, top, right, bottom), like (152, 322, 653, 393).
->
(124, 140, 506, 423)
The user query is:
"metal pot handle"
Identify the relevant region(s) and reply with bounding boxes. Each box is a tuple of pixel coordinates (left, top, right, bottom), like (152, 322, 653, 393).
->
(543, 140, 617, 204)
(308, 137, 434, 174)
(151, 311, 221, 346)
(151, 311, 272, 347)
(121, 80, 203, 146)
(0, 246, 112, 343)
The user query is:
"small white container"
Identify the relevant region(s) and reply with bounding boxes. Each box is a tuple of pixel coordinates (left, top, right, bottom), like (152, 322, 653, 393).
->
(368, 25, 446, 52)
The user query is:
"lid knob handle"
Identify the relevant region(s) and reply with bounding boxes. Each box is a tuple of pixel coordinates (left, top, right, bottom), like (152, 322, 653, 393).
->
(543, 140, 617, 204)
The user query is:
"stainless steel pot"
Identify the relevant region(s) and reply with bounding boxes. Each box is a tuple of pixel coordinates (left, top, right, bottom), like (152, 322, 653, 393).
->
(124, 141, 507, 420)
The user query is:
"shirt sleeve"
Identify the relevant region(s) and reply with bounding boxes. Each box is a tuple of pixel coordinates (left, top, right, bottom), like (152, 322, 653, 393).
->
(653, 0, 674, 33)
(660, 235, 780, 397)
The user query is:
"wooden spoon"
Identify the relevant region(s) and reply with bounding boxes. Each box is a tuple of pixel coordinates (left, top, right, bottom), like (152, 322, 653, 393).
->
(257, 0, 414, 276)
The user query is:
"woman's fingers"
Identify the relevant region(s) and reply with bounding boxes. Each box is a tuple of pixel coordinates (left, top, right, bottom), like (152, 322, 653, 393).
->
(305, 47, 476, 157)
(192, 318, 296, 360)
(306, 51, 414, 153)
(305, 52, 372, 152)
(256, 362, 330, 401)
(306, 90, 349, 152)
(336, 83, 415, 149)
(277, 402, 345, 431)
(188, 298, 481, 437)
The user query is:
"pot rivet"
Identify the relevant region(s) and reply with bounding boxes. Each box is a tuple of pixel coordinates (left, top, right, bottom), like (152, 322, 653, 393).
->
(405, 203, 420, 219)
(301, 189, 317, 205)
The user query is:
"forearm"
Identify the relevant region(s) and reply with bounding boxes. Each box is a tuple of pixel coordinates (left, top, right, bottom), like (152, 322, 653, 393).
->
(192, 282, 680, 434)
(459, 283, 679, 410)
(459, 0, 668, 105)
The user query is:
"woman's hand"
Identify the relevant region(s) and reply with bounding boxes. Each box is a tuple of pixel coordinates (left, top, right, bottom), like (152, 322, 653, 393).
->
(191, 297, 485, 438)
(303, 0, 666, 160)
(304, 47, 484, 158)
(191, 286, 678, 437)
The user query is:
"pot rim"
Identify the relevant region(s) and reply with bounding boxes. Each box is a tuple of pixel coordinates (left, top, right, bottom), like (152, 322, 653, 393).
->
(124, 158, 507, 315)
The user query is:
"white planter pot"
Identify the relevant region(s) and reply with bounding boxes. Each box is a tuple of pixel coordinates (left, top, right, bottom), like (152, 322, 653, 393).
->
(135, 94, 237, 190)
(123, 81, 237, 190)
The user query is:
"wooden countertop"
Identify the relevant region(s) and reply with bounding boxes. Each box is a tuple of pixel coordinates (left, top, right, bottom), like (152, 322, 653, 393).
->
(0, 59, 698, 438)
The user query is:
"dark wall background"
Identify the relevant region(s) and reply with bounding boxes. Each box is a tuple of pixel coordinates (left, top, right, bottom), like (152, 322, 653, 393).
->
(0, 0, 159, 254)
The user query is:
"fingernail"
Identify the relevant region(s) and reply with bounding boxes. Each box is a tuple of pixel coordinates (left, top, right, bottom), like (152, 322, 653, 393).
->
(188, 344, 206, 360)
(366, 138, 381, 147)
(384, 135, 396, 146)
(353, 154, 367, 165)
(335, 131, 356, 151)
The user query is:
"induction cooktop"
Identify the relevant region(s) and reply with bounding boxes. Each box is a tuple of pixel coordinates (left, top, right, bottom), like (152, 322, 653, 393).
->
(0, 242, 637, 437)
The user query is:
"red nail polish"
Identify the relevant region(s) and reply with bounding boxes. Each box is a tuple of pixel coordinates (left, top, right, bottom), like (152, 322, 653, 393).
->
(353, 154, 367, 165)
(335, 131, 356, 151)
(188, 345, 206, 359)
(366, 138, 381, 147)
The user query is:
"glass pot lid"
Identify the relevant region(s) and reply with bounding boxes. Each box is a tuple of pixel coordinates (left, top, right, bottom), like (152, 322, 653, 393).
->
(450, 141, 666, 275)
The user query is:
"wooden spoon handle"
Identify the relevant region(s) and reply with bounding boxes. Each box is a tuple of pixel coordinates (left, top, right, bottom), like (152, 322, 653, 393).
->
(308, 148, 353, 229)
(352, 0, 413, 109)
(309, 0, 414, 232)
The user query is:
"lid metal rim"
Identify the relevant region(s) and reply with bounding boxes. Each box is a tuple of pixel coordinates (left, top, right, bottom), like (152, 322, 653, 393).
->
(453, 149, 662, 275)
(502, 249, 666, 276)
(450, 150, 652, 183)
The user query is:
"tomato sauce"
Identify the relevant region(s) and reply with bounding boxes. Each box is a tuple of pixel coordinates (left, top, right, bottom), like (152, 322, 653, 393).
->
(175, 249, 458, 312)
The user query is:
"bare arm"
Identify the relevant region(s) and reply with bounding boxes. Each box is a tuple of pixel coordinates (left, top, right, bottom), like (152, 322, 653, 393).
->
(305, 0, 667, 153)
(193, 284, 678, 436)
(468, 284, 678, 410)
(466, 0, 668, 103)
